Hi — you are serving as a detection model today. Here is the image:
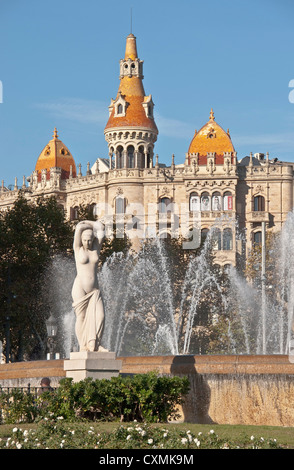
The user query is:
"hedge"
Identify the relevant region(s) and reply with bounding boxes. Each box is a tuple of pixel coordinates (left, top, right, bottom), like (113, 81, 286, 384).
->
(0, 372, 190, 424)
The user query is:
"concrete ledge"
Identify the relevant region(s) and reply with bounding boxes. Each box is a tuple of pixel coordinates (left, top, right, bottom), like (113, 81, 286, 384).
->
(1, 355, 294, 425)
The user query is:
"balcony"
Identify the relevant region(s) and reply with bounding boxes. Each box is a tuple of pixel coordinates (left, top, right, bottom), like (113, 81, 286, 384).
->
(248, 211, 270, 223)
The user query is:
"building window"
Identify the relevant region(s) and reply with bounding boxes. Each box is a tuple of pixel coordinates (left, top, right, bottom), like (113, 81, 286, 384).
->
(70, 206, 79, 221)
(127, 145, 135, 168)
(116, 197, 126, 214)
(189, 193, 200, 212)
(212, 192, 222, 211)
(224, 264, 231, 274)
(116, 146, 124, 169)
(223, 228, 233, 250)
(253, 231, 262, 245)
(117, 104, 123, 114)
(160, 197, 172, 214)
(138, 145, 144, 168)
(200, 192, 210, 211)
(254, 195, 265, 212)
(223, 191, 233, 211)
(212, 228, 222, 250)
(201, 228, 209, 245)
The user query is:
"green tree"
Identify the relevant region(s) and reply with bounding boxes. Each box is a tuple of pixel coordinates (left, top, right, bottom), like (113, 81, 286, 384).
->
(0, 195, 73, 361)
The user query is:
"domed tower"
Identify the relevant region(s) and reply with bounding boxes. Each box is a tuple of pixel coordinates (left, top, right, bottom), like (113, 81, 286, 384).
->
(187, 109, 236, 172)
(104, 34, 158, 169)
(35, 128, 77, 180)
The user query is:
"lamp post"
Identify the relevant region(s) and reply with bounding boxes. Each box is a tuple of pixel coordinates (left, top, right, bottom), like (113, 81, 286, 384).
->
(45, 314, 58, 360)
(261, 221, 266, 354)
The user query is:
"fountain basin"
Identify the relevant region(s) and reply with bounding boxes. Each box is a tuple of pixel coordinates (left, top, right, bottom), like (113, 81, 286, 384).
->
(1, 354, 294, 426)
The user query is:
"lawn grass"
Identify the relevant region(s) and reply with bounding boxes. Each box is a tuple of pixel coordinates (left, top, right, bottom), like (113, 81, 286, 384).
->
(1, 421, 293, 448)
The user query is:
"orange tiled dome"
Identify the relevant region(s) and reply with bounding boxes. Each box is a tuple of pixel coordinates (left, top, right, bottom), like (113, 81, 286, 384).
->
(35, 128, 77, 179)
(188, 109, 235, 164)
(105, 35, 158, 133)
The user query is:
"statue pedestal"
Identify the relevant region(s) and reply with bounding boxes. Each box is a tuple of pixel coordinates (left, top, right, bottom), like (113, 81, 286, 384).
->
(64, 351, 122, 382)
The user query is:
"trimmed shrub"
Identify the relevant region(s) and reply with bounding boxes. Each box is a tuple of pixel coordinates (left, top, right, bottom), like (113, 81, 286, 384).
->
(0, 372, 190, 423)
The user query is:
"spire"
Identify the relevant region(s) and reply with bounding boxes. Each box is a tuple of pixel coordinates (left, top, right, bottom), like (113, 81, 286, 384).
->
(53, 127, 58, 140)
(125, 33, 138, 60)
(209, 108, 215, 121)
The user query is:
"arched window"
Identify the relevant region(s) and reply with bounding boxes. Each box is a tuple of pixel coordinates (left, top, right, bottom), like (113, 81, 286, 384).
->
(201, 228, 209, 245)
(147, 148, 152, 168)
(254, 195, 265, 211)
(212, 192, 222, 211)
(116, 146, 124, 169)
(160, 197, 172, 214)
(138, 145, 144, 168)
(159, 231, 171, 239)
(127, 145, 135, 168)
(116, 197, 126, 214)
(201, 192, 210, 211)
(212, 228, 222, 250)
(117, 103, 123, 114)
(70, 206, 79, 221)
(253, 231, 262, 245)
(223, 191, 233, 211)
(224, 264, 232, 274)
(223, 228, 233, 250)
(189, 193, 200, 212)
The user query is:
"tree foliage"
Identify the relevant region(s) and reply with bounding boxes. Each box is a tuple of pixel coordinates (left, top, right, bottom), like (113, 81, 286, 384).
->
(0, 195, 73, 361)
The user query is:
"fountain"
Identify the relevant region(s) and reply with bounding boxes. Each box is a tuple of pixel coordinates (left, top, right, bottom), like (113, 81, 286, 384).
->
(2, 213, 294, 425)
(50, 211, 294, 359)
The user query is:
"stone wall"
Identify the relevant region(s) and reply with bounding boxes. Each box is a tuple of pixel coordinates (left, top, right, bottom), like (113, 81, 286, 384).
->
(1, 354, 294, 426)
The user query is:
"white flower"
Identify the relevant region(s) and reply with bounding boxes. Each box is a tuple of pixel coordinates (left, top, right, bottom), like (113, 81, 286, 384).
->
(16, 442, 22, 449)
(181, 438, 188, 444)
(148, 439, 153, 445)
(71, 430, 75, 435)
(141, 430, 146, 437)
(260, 437, 264, 442)
(209, 429, 215, 434)
(126, 435, 132, 440)
(250, 435, 255, 440)
(198, 432, 202, 436)
(194, 438, 201, 447)
(57, 416, 64, 420)
(23, 430, 28, 437)
(12, 427, 18, 433)
(163, 432, 168, 438)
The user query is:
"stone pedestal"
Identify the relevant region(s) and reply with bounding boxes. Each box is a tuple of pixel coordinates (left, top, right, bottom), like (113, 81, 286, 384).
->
(64, 351, 122, 382)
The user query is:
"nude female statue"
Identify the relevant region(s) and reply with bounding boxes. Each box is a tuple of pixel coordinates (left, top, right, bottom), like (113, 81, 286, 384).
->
(72, 220, 107, 352)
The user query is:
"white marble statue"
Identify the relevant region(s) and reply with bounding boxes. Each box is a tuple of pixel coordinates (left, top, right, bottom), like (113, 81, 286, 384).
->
(72, 220, 108, 352)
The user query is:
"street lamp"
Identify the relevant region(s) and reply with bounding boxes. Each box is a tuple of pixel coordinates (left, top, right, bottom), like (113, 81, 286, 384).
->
(45, 314, 58, 360)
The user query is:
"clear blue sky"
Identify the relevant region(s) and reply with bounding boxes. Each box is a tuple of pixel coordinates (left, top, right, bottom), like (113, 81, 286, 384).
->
(1, 0, 294, 186)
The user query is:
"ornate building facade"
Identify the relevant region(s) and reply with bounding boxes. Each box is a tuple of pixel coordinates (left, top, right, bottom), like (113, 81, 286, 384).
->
(1, 34, 293, 268)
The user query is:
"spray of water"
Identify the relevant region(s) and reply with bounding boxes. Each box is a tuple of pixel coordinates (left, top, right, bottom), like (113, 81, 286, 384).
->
(46, 211, 294, 357)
